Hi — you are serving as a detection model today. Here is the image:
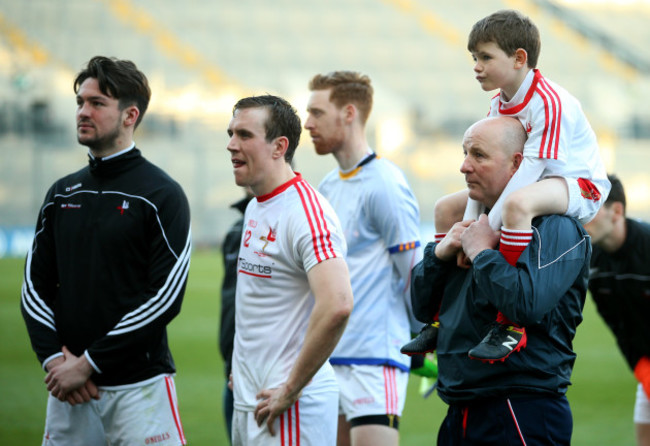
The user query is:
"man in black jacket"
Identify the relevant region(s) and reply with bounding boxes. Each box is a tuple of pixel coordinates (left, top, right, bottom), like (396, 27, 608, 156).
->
(219, 189, 253, 444)
(584, 174, 650, 446)
(21, 56, 191, 445)
(411, 116, 590, 445)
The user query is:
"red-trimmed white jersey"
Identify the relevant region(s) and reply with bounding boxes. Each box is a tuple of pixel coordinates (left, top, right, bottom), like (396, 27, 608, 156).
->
(489, 69, 608, 186)
(232, 173, 346, 411)
(478, 69, 610, 228)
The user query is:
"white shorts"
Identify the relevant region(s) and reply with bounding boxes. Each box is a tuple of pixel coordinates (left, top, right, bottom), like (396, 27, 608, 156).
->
(564, 176, 606, 224)
(334, 364, 408, 422)
(232, 388, 338, 446)
(42, 375, 186, 446)
(635, 383, 650, 424)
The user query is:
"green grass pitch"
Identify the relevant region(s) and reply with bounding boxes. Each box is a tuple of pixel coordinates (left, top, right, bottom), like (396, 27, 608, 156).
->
(0, 250, 637, 445)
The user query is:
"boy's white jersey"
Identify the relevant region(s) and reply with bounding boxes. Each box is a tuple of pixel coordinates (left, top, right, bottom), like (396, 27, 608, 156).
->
(232, 174, 346, 411)
(467, 69, 611, 228)
(488, 69, 609, 200)
(319, 154, 421, 372)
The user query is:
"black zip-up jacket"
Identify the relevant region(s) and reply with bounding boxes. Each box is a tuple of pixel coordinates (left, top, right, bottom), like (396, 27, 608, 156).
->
(589, 218, 650, 371)
(21, 148, 191, 386)
(411, 215, 590, 404)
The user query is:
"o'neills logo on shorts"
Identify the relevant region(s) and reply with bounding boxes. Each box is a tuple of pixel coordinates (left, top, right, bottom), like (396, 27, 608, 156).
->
(61, 203, 82, 209)
(238, 258, 272, 278)
(145, 432, 171, 444)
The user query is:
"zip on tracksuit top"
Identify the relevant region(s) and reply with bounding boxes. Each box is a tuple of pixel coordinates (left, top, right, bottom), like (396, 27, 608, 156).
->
(21, 148, 191, 386)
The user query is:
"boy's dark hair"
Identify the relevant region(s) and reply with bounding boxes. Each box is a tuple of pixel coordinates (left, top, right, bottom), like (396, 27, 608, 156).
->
(468, 10, 541, 69)
(605, 174, 626, 214)
(233, 95, 302, 163)
(74, 56, 151, 128)
(308, 71, 374, 124)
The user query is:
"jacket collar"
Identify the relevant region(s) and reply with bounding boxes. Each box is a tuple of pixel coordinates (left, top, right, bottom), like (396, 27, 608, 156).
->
(88, 147, 143, 177)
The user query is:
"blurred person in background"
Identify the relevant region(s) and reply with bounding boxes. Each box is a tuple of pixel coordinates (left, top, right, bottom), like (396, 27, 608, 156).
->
(21, 56, 191, 446)
(412, 116, 590, 445)
(219, 187, 253, 444)
(584, 174, 650, 446)
(306, 71, 432, 446)
(227, 94, 353, 445)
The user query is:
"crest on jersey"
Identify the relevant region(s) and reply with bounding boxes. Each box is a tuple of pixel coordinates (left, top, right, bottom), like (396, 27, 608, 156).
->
(577, 178, 601, 202)
(261, 227, 276, 250)
(255, 226, 277, 257)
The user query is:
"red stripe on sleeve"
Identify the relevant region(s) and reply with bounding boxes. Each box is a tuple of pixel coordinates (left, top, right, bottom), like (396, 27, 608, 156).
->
(535, 86, 551, 159)
(301, 182, 332, 260)
(295, 180, 337, 262)
(295, 182, 323, 263)
(536, 77, 562, 160)
(541, 78, 562, 160)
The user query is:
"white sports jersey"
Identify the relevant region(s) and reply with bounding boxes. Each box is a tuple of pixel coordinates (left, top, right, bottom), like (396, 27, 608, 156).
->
(232, 173, 346, 411)
(466, 69, 610, 228)
(319, 154, 421, 372)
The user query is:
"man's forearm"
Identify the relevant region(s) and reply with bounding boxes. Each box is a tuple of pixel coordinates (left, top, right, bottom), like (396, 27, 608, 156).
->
(284, 300, 350, 397)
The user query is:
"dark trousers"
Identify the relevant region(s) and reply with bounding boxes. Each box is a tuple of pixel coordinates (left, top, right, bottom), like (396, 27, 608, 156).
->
(437, 395, 572, 445)
(223, 379, 234, 445)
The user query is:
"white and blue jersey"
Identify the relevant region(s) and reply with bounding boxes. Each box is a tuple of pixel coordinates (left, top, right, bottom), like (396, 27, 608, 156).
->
(319, 152, 422, 372)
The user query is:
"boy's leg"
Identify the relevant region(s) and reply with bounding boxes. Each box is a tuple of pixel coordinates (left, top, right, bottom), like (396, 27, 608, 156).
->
(471, 178, 568, 363)
(400, 320, 439, 356)
(500, 177, 569, 230)
(434, 190, 469, 233)
(403, 191, 470, 358)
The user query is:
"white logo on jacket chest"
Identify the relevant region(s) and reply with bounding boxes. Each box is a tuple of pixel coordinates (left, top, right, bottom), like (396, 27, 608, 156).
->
(117, 200, 130, 215)
(65, 183, 82, 192)
(61, 203, 81, 209)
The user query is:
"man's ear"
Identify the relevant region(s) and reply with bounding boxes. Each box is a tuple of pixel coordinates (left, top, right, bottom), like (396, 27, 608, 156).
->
(610, 201, 625, 219)
(123, 105, 140, 128)
(271, 136, 290, 160)
(514, 48, 528, 69)
(512, 152, 524, 170)
(343, 103, 357, 124)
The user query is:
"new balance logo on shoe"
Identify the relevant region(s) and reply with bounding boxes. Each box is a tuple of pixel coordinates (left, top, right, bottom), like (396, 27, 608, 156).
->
(468, 324, 527, 363)
(501, 335, 519, 351)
